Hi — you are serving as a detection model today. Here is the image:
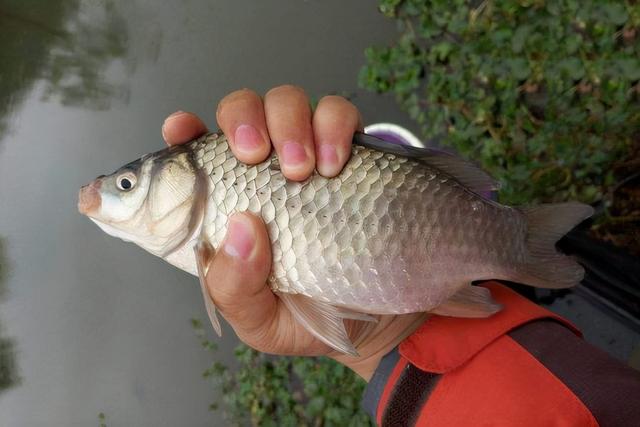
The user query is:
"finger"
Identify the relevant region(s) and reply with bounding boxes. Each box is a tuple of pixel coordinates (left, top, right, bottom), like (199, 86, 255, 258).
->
(161, 111, 208, 146)
(206, 212, 278, 346)
(264, 85, 315, 181)
(313, 96, 362, 177)
(216, 89, 271, 164)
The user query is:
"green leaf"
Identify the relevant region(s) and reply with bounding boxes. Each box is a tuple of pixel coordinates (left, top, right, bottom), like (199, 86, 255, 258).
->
(507, 58, 531, 80)
(431, 41, 454, 61)
(558, 57, 585, 80)
(511, 25, 531, 53)
(601, 3, 628, 25)
(615, 58, 640, 80)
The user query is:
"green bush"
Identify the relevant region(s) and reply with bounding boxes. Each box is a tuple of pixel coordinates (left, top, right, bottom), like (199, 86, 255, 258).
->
(360, 0, 639, 206)
(192, 319, 373, 427)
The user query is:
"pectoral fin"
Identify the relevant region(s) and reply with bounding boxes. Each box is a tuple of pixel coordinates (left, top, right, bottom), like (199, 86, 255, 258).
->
(431, 285, 502, 318)
(336, 308, 378, 323)
(194, 239, 222, 336)
(278, 293, 376, 357)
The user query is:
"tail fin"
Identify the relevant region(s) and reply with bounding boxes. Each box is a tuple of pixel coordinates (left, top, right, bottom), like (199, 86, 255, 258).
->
(516, 202, 594, 289)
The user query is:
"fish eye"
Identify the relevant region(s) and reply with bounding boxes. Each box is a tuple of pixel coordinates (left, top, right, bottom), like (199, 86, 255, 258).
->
(116, 172, 137, 191)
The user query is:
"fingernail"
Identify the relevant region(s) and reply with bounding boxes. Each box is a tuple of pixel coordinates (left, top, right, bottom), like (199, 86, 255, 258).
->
(162, 111, 187, 142)
(223, 214, 255, 260)
(318, 144, 339, 176)
(282, 141, 307, 167)
(234, 124, 263, 154)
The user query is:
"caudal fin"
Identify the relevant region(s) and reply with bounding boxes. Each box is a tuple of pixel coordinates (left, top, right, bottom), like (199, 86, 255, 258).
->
(516, 202, 594, 289)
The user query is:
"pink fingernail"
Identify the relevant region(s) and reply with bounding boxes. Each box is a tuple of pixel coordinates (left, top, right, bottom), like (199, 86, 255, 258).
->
(234, 124, 263, 153)
(162, 111, 188, 142)
(317, 145, 340, 176)
(161, 123, 168, 142)
(223, 215, 255, 260)
(282, 141, 307, 166)
(319, 144, 338, 164)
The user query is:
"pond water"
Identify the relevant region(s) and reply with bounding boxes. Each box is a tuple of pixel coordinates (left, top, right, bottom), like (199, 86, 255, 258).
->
(0, 1, 412, 426)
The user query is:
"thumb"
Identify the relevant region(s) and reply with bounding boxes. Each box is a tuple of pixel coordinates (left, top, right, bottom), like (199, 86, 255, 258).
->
(206, 212, 277, 343)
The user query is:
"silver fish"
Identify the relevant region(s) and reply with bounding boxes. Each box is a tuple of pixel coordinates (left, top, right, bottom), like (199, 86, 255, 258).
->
(78, 132, 593, 355)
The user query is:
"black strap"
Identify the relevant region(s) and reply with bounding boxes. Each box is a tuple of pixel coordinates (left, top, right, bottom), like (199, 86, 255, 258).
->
(382, 364, 441, 427)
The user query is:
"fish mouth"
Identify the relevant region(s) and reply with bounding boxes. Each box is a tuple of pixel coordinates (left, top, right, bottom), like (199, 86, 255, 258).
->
(78, 179, 102, 216)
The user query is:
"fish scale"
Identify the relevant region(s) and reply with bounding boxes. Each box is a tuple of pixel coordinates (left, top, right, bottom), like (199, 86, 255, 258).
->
(188, 133, 521, 311)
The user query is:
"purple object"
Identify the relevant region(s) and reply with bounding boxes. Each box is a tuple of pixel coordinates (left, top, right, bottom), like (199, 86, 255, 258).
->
(364, 123, 426, 147)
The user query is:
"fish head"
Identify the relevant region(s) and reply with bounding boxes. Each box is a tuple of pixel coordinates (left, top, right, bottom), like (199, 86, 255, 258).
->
(78, 145, 204, 256)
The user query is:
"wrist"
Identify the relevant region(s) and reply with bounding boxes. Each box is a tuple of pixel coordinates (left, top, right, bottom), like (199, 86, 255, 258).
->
(332, 346, 390, 381)
(330, 313, 428, 381)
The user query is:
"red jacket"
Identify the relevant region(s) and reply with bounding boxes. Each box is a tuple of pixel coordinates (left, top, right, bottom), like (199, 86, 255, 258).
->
(361, 282, 640, 426)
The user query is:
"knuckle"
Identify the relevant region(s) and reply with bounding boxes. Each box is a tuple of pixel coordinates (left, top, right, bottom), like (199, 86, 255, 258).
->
(216, 88, 260, 120)
(265, 84, 307, 100)
(318, 94, 350, 107)
(319, 95, 358, 116)
(317, 96, 359, 122)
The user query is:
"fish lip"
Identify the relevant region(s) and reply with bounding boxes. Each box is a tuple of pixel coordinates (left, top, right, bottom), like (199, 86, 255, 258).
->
(78, 179, 102, 216)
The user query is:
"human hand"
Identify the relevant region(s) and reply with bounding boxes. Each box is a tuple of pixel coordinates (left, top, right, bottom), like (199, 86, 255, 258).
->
(161, 85, 426, 380)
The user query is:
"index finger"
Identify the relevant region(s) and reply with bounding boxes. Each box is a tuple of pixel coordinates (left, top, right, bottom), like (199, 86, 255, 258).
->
(161, 111, 208, 146)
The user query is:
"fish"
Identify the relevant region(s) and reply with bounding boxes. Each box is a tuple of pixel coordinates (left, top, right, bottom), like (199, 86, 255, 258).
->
(78, 131, 593, 356)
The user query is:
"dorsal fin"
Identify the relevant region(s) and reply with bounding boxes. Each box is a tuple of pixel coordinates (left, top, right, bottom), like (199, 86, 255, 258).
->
(353, 132, 500, 194)
(418, 152, 500, 193)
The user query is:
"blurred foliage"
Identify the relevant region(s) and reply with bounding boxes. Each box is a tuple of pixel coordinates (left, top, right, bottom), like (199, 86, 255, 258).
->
(191, 319, 373, 427)
(39, 0, 130, 109)
(0, 237, 19, 393)
(591, 145, 640, 255)
(0, 0, 130, 140)
(360, 0, 640, 206)
(0, 336, 19, 393)
(0, 237, 6, 299)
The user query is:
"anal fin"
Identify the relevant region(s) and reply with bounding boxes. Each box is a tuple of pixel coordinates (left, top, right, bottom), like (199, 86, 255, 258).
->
(194, 239, 222, 336)
(431, 285, 502, 318)
(278, 293, 375, 357)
